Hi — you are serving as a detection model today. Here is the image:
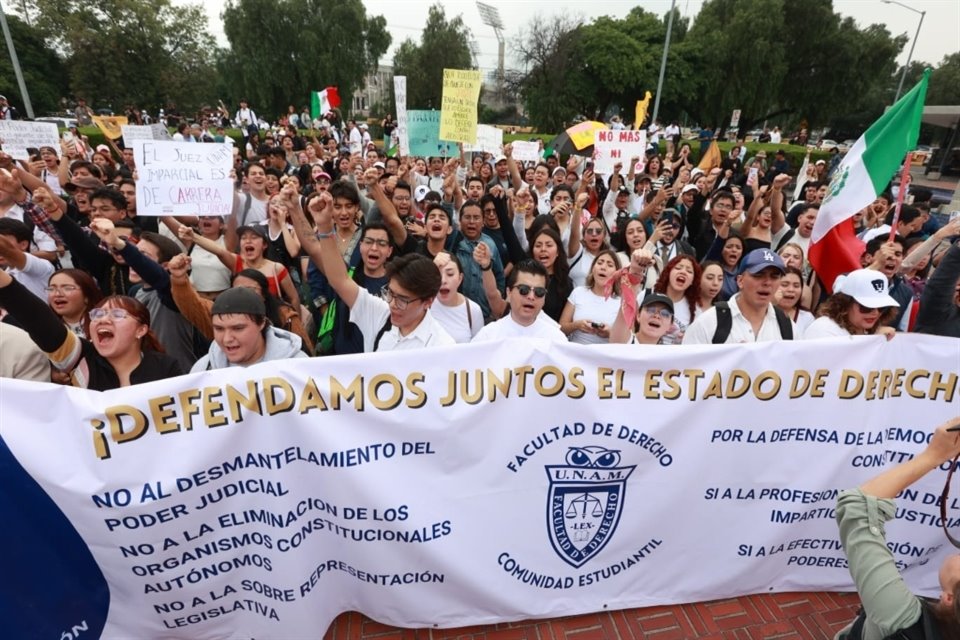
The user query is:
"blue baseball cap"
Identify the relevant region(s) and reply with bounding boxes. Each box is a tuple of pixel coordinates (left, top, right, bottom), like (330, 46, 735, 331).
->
(739, 248, 786, 276)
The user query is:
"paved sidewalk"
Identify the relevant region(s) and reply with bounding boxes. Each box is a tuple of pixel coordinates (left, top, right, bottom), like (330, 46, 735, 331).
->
(323, 592, 861, 640)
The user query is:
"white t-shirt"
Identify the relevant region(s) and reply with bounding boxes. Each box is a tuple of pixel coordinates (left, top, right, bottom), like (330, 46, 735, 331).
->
(238, 193, 269, 225)
(665, 124, 680, 139)
(568, 249, 595, 288)
(793, 309, 815, 336)
(189, 237, 233, 293)
(350, 288, 456, 352)
(682, 294, 795, 344)
(566, 286, 620, 345)
(430, 297, 485, 344)
(3, 204, 57, 252)
(8, 252, 55, 300)
(802, 316, 849, 339)
(472, 313, 566, 343)
(770, 131, 782, 144)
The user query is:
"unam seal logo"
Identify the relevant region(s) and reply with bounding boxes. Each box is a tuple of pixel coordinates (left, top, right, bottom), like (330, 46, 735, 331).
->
(545, 446, 635, 568)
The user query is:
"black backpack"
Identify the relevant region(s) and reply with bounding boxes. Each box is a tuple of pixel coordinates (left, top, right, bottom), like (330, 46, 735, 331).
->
(846, 601, 938, 640)
(711, 300, 793, 344)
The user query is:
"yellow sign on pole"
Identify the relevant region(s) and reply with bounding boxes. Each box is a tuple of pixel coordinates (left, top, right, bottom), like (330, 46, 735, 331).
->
(439, 68, 482, 144)
(92, 115, 129, 140)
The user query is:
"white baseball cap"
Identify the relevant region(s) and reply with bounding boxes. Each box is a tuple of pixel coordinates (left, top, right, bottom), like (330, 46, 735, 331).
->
(834, 269, 899, 309)
(861, 225, 892, 244)
(414, 185, 430, 201)
(681, 184, 699, 195)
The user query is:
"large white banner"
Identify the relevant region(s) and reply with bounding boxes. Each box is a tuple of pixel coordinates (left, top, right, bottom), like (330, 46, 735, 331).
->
(121, 124, 172, 142)
(2, 336, 958, 639)
(131, 140, 233, 216)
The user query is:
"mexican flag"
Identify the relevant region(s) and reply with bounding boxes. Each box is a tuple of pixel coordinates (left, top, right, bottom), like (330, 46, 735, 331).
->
(809, 69, 929, 292)
(311, 87, 341, 119)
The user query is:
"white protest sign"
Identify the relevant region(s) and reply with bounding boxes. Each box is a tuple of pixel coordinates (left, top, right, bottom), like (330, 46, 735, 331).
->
(593, 129, 646, 174)
(464, 125, 503, 154)
(131, 140, 233, 216)
(1, 336, 957, 638)
(121, 124, 172, 142)
(0, 120, 60, 159)
(511, 140, 541, 163)
(394, 76, 409, 157)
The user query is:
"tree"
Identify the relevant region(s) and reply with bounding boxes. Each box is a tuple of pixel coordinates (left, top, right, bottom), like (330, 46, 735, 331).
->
(392, 4, 473, 109)
(221, 0, 390, 119)
(31, 0, 218, 112)
(0, 15, 69, 115)
(928, 52, 960, 105)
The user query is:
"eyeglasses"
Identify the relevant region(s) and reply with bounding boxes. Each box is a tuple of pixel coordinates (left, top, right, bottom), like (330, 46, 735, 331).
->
(362, 238, 390, 248)
(89, 308, 133, 321)
(512, 284, 547, 298)
(45, 285, 79, 294)
(642, 306, 674, 320)
(381, 286, 420, 310)
(584, 228, 604, 236)
(856, 303, 884, 314)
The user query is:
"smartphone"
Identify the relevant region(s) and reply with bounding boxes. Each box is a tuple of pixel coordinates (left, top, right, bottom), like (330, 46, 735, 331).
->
(62, 131, 75, 142)
(748, 167, 759, 182)
(661, 211, 676, 226)
(590, 322, 603, 329)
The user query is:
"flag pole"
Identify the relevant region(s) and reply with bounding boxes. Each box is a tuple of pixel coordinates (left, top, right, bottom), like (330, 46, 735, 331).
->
(888, 151, 914, 242)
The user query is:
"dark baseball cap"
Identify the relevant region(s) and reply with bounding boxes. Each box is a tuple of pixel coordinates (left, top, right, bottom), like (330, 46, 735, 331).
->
(236, 224, 269, 241)
(211, 287, 266, 316)
(640, 293, 674, 315)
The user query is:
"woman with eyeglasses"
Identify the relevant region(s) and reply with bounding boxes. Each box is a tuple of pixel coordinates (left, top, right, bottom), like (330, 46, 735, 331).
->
(803, 269, 898, 340)
(46, 269, 103, 338)
(559, 250, 622, 344)
(0, 269, 182, 389)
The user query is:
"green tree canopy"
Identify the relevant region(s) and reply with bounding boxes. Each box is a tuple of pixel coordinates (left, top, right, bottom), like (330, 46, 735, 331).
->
(928, 52, 960, 105)
(221, 0, 390, 119)
(0, 15, 69, 115)
(392, 4, 473, 109)
(31, 0, 218, 112)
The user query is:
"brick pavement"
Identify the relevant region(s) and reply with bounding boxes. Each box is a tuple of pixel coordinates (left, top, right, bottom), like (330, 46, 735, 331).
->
(323, 592, 862, 640)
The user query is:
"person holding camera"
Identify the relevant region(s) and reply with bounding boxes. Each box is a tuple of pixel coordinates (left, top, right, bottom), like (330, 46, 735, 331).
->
(836, 416, 960, 639)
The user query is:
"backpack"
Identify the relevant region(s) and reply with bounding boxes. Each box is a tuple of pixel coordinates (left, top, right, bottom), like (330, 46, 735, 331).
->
(373, 318, 393, 351)
(846, 601, 938, 640)
(315, 267, 356, 356)
(711, 300, 793, 344)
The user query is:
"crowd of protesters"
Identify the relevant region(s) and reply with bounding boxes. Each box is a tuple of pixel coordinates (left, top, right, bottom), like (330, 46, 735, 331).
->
(0, 99, 958, 391)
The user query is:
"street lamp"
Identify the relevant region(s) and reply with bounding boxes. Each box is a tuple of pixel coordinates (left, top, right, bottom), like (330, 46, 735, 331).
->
(651, 0, 676, 125)
(882, 0, 926, 103)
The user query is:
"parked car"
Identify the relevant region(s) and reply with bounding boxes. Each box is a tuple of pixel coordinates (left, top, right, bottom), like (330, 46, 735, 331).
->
(817, 139, 839, 150)
(34, 116, 78, 129)
(839, 139, 857, 152)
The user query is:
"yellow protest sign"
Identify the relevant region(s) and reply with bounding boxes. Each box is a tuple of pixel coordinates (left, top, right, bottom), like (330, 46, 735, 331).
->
(635, 91, 652, 128)
(439, 68, 482, 144)
(92, 115, 129, 140)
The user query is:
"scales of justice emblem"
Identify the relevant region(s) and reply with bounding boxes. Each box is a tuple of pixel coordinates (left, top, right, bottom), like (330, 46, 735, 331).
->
(545, 446, 635, 568)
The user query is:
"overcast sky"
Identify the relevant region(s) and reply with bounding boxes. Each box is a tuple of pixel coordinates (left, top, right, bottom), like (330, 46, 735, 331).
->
(198, 0, 959, 77)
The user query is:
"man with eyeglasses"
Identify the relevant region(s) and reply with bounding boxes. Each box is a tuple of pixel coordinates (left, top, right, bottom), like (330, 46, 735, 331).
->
(472, 260, 565, 342)
(290, 190, 454, 352)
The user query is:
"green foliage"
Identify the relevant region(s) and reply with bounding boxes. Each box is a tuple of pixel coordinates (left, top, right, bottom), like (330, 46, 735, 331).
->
(31, 0, 218, 112)
(0, 15, 69, 115)
(511, 8, 700, 132)
(928, 53, 960, 105)
(392, 4, 473, 109)
(221, 0, 390, 119)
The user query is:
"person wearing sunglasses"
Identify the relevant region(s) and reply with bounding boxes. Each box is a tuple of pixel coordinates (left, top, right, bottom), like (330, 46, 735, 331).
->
(289, 189, 454, 352)
(0, 268, 182, 389)
(803, 269, 898, 340)
(472, 259, 565, 343)
(835, 416, 960, 640)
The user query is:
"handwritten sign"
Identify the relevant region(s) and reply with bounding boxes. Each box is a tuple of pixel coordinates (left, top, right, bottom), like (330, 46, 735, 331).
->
(132, 140, 233, 216)
(593, 129, 647, 175)
(439, 68, 482, 144)
(394, 76, 410, 157)
(121, 124, 172, 142)
(407, 110, 457, 157)
(0, 121, 60, 160)
(464, 125, 503, 154)
(511, 140, 541, 163)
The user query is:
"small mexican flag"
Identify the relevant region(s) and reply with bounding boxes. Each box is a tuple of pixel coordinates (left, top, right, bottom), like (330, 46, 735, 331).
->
(809, 69, 929, 292)
(311, 87, 341, 120)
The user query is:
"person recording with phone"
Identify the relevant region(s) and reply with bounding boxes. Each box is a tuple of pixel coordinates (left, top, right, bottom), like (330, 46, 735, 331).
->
(835, 416, 960, 640)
